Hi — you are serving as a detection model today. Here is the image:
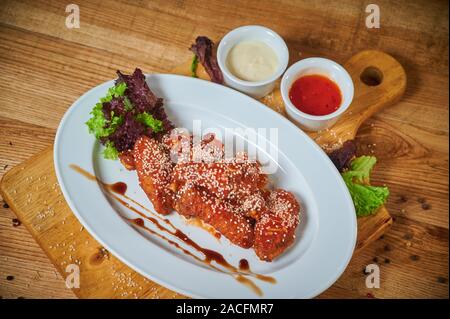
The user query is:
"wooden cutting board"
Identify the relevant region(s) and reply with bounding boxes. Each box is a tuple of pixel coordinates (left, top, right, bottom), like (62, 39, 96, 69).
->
(0, 50, 406, 299)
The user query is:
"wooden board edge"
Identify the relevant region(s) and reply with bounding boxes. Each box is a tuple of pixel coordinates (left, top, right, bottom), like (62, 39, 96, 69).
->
(355, 210, 393, 252)
(0, 146, 53, 192)
(0, 144, 394, 299)
(0, 146, 82, 298)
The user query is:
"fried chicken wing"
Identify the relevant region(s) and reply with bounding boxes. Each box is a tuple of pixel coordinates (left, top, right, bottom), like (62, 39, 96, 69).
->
(119, 149, 136, 170)
(174, 183, 255, 248)
(254, 189, 300, 261)
(172, 161, 265, 197)
(133, 135, 174, 215)
(132, 134, 300, 260)
(234, 191, 268, 220)
(109, 70, 302, 262)
(167, 133, 269, 220)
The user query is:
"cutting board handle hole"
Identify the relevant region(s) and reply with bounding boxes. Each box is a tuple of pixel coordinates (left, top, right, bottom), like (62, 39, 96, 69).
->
(360, 66, 383, 86)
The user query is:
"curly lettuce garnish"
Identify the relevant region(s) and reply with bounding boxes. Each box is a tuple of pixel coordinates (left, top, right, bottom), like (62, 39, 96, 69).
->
(102, 140, 119, 160)
(135, 112, 163, 132)
(85, 69, 174, 160)
(190, 54, 199, 78)
(123, 96, 133, 111)
(100, 82, 127, 103)
(342, 156, 389, 217)
(86, 83, 127, 157)
(86, 102, 124, 139)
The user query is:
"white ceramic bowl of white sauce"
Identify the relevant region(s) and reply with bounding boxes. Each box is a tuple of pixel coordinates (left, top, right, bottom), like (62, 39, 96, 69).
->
(217, 25, 289, 99)
(281, 58, 354, 132)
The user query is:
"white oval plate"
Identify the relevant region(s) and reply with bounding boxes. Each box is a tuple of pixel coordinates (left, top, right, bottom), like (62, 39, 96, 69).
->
(54, 74, 356, 299)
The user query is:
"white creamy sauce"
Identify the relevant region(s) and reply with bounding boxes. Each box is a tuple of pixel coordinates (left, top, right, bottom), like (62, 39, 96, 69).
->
(226, 41, 279, 82)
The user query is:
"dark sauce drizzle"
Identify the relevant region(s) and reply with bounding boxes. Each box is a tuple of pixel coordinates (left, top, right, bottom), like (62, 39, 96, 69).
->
(239, 259, 250, 271)
(69, 164, 276, 295)
(110, 182, 127, 195)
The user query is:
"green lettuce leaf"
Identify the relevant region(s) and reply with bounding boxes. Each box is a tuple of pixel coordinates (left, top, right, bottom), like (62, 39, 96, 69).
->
(123, 96, 133, 111)
(100, 82, 127, 103)
(102, 140, 119, 160)
(190, 54, 198, 78)
(342, 156, 389, 217)
(86, 103, 123, 138)
(345, 156, 377, 183)
(86, 83, 128, 139)
(135, 112, 163, 132)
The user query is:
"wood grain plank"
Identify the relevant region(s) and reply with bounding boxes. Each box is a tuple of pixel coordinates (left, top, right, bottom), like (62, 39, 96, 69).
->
(1, 148, 185, 299)
(0, 24, 166, 129)
(355, 118, 448, 229)
(0, 117, 73, 298)
(0, 0, 447, 298)
(2, 45, 420, 297)
(2, 0, 449, 74)
(320, 214, 448, 298)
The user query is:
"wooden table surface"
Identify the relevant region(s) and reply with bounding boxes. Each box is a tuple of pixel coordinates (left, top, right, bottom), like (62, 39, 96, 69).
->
(0, 0, 448, 299)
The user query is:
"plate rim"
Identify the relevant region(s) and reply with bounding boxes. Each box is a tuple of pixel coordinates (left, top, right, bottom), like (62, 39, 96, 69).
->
(54, 73, 357, 298)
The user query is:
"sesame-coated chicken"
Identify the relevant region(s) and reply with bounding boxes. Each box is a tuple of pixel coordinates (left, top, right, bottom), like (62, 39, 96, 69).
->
(109, 69, 302, 262)
(167, 134, 268, 220)
(173, 183, 255, 248)
(133, 136, 174, 215)
(169, 160, 269, 227)
(253, 189, 300, 261)
(119, 149, 136, 170)
(132, 134, 301, 261)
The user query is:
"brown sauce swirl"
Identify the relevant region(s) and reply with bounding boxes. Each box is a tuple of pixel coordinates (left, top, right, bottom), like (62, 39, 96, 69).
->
(69, 164, 276, 295)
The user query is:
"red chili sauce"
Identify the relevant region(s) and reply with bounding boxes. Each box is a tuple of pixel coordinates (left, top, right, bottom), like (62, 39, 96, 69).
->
(289, 74, 342, 116)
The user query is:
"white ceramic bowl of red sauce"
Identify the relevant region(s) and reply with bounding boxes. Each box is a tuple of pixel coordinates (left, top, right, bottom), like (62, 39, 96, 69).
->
(280, 58, 354, 132)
